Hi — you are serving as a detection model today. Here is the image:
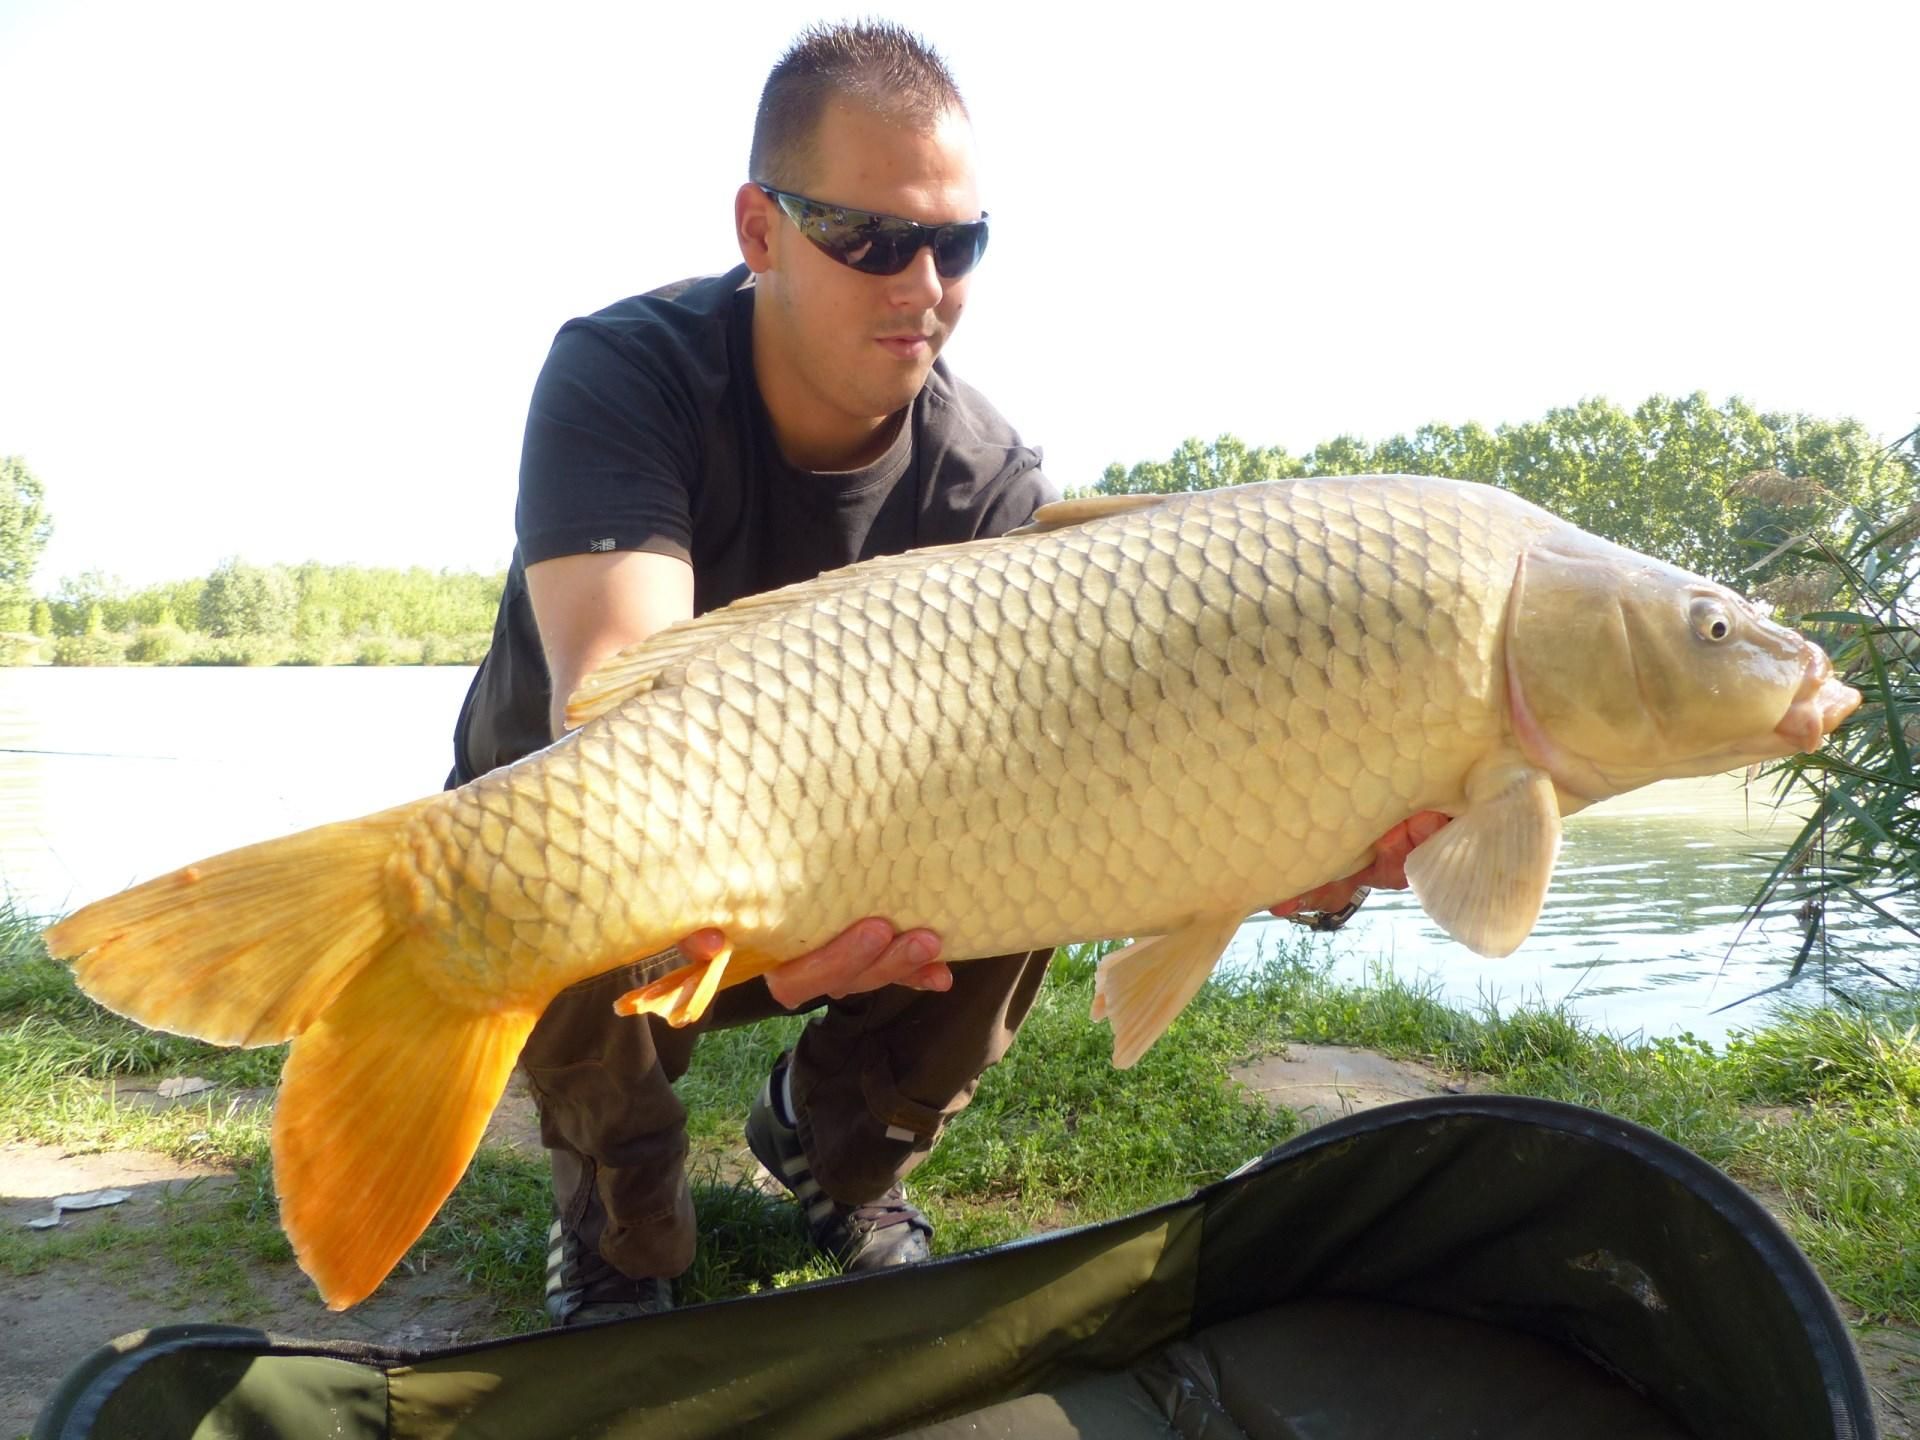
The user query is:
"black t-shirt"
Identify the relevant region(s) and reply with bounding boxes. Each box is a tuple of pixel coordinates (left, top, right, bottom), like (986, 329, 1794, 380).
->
(449, 266, 1056, 784)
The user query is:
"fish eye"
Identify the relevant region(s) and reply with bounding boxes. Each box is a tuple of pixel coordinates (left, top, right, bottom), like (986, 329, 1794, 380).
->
(1690, 596, 1733, 642)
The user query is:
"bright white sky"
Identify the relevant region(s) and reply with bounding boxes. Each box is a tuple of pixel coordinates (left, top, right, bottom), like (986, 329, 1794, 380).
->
(1, 0, 1913, 590)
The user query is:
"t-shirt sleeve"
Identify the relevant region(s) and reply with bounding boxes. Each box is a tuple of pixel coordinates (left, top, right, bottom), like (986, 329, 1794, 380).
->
(513, 323, 701, 567)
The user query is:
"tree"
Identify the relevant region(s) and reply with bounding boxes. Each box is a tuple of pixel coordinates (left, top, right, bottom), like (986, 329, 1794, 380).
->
(0, 455, 53, 630)
(124, 577, 205, 628)
(1093, 395, 1919, 586)
(1095, 435, 1305, 495)
(48, 570, 128, 637)
(199, 559, 296, 637)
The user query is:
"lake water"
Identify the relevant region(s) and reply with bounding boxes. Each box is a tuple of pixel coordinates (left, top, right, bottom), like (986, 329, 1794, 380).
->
(3, 667, 1909, 1047)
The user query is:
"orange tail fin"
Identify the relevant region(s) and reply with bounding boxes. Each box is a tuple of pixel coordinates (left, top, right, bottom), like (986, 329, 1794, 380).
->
(274, 932, 537, 1309)
(42, 800, 431, 1047)
(42, 796, 540, 1308)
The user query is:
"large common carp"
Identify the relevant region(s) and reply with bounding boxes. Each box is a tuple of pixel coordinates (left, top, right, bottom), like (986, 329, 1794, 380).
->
(45, 475, 1859, 1309)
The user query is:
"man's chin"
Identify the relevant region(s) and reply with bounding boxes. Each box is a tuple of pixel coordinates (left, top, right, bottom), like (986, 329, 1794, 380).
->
(862, 370, 935, 418)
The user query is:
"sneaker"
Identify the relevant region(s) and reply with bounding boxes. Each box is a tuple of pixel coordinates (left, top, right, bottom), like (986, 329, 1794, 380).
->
(744, 1056, 934, 1271)
(543, 1217, 674, 1327)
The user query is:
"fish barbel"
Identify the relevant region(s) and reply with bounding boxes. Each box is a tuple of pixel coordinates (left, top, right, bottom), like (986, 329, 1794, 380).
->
(44, 475, 1860, 1307)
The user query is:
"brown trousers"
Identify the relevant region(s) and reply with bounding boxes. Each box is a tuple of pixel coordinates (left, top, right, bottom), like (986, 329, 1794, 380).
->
(518, 947, 1054, 1280)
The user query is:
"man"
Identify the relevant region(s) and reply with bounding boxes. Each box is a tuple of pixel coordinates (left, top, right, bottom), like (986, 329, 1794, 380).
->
(448, 21, 1057, 1326)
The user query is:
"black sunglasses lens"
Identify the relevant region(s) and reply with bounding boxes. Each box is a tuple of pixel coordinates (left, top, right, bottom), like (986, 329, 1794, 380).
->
(773, 189, 987, 279)
(932, 222, 987, 279)
(839, 224, 914, 275)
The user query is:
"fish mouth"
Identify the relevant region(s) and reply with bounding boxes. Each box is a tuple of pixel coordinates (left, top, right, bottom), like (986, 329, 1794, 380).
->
(1773, 644, 1862, 752)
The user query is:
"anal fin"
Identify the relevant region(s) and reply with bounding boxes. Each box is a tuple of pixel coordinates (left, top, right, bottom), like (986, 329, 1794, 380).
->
(1403, 760, 1561, 958)
(1091, 910, 1246, 1069)
(613, 941, 734, 1028)
(273, 933, 539, 1310)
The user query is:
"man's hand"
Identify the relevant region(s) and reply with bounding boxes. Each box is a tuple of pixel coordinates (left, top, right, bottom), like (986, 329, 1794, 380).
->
(676, 919, 951, 1010)
(1270, 811, 1452, 918)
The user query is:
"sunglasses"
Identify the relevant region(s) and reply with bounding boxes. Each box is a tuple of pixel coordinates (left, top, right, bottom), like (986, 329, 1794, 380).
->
(757, 184, 990, 280)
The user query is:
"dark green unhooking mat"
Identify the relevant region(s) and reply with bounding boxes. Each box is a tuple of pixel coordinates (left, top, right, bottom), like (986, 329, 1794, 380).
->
(33, 1096, 1879, 1439)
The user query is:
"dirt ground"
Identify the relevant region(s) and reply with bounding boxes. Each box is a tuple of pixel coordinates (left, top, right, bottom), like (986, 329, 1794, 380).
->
(4, 1150, 502, 1435)
(2, 1077, 547, 1437)
(5, 1055, 1914, 1437)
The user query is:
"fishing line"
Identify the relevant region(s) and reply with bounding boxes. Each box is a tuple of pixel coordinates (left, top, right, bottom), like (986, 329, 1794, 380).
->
(0, 746, 185, 760)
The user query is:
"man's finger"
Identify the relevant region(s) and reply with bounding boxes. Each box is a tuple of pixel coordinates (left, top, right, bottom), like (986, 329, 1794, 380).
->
(1269, 810, 1457, 918)
(860, 931, 944, 994)
(677, 928, 729, 965)
(909, 962, 954, 992)
(766, 918, 950, 1007)
(1271, 879, 1357, 917)
(814, 918, 896, 969)
(778, 918, 892, 997)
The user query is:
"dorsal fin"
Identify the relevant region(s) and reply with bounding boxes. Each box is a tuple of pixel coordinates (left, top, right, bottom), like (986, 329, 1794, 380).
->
(563, 532, 1009, 728)
(564, 492, 1175, 728)
(1004, 492, 1168, 535)
(562, 627, 718, 729)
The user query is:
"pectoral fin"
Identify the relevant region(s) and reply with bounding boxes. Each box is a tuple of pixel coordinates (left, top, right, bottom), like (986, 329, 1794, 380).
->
(1091, 910, 1246, 1069)
(1403, 761, 1562, 958)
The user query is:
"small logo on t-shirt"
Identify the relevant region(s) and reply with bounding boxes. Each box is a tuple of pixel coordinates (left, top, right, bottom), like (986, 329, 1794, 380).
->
(589, 537, 616, 552)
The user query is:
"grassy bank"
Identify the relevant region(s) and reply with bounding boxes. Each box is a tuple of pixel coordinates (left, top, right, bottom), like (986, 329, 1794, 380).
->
(3, 895, 1915, 1332)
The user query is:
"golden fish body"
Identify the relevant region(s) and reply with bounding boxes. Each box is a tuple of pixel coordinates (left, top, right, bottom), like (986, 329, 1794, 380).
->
(420, 476, 1529, 993)
(45, 475, 1859, 1308)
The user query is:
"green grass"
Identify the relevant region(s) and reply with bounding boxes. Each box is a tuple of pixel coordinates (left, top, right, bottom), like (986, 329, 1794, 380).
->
(6, 894, 1917, 1330)
(907, 944, 1298, 1239)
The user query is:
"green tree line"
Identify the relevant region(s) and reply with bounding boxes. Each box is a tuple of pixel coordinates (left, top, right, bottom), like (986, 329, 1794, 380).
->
(2, 454, 510, 665)
(39, 560, 503, 642)
(1091, 392, 1918, 587)
(11, 556, 504, 667)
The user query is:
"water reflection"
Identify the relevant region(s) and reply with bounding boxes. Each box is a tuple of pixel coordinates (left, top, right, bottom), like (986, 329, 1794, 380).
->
(1222, 781, 1918, 1045)
(1, 667, 477, 915)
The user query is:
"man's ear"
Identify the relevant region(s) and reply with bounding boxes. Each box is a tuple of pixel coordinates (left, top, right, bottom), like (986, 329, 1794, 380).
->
(736, 183, 776, 274)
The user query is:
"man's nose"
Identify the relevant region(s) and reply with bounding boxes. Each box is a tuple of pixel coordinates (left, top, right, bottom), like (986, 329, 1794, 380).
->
(886, 244, 945, 308)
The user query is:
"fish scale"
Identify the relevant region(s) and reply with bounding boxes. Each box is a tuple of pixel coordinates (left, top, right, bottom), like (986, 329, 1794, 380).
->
(45, 473, 1857, 1308)
(402, 475, 1528, 1000)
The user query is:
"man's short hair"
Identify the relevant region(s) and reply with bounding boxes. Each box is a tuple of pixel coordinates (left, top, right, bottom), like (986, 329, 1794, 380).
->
(750, 21, 968, 191)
